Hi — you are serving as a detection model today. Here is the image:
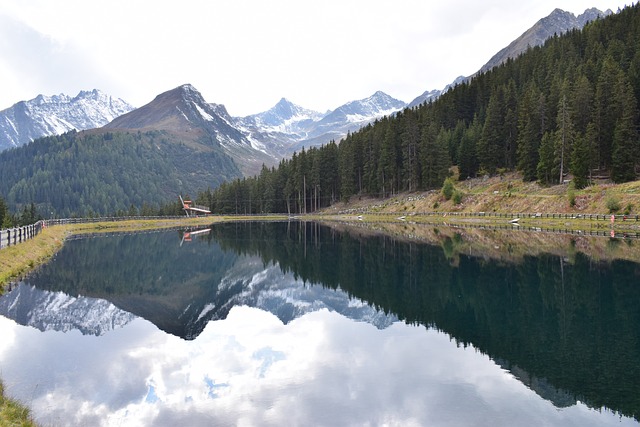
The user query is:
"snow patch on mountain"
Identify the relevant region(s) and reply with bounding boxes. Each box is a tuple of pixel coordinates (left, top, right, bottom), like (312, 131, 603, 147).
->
(0, 89, 134, 151)
(248, 98, 323, 135)
(196, 303, 216, 323)
(194, 103, 215, 121)
(0, 283, 136, 336)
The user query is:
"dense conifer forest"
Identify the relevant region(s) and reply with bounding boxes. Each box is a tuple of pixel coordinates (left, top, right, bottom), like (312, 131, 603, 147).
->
(0, 129, 239, 218)
(199, 4, 640, 214)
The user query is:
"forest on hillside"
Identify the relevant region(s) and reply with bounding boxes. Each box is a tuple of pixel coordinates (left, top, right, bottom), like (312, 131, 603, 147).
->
(0, 129, 240, 217)
(199, 4, 640, 215)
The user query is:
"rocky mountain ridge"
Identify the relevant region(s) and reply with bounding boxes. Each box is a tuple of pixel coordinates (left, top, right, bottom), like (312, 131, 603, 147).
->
(0, 84, 406, 169)
(408, 7, 613, 108)
(479, 7, 613, 74)
(103, 84, 276, 175)
(0, 89, 134, 151)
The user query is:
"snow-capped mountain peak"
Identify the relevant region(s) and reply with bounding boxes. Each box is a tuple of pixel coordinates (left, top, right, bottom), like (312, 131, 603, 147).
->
(317, 91, 405, 127)
(0, 89, 134, 151)
(246, 97, 323, 133)
(344, 90, 406, 119)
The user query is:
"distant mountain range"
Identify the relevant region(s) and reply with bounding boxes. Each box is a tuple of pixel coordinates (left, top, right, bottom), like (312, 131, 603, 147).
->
(0, 7, 613, 163)
(0, 85, 244, 216)
(0, 85, 405, 169)
(234, 91, 406, 157)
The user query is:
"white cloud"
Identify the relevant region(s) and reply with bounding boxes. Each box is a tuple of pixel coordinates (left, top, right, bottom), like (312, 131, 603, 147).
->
(0, 1, 631, 115)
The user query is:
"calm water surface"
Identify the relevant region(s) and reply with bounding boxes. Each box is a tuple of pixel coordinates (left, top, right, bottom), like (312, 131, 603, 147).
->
(0, 221, 639, 426)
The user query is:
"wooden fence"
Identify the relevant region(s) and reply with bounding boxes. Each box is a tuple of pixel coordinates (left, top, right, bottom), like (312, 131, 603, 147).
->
(338, 211, 640, 222)
(0, 221, 44, 249)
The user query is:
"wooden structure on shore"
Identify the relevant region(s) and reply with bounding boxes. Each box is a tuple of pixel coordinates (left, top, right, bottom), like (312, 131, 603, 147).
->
(179, 196, 211, 217)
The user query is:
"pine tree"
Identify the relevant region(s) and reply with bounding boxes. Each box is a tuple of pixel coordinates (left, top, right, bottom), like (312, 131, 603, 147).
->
(594, 57, 623, 170)
(0, 195, 7, 228)
(503, 79, 519, 169)
(555, 93, 575, 184)
(421, 125, 451, 189)
(477, 90, 504, 174)
(571, 74, 593, 135)
(338, 137, 356, 202)
(379, 122, 399, 197)
(448, 120, 466, 166)
(458, 117, 480, 180)
(611, 77, 639, 182)
(570, 123, 594, 189)
(517, 83, 543, 181)
(401, 111, 421, 192)
(537, 132, 556, 185)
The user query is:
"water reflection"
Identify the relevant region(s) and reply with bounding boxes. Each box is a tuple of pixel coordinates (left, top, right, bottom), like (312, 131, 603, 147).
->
(0, 307, 634, 427)
(0, 221, 638, 426)
(0, 282, 135, 335)
(11, 226, 396, 339)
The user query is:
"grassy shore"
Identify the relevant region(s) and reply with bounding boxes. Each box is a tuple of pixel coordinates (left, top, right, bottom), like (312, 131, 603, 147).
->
(0, 225, 68, 287)
(0, 381, 35, 427)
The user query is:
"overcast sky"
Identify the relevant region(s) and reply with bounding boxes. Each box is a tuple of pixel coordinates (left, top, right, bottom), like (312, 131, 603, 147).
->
(0, 0, 630, 116)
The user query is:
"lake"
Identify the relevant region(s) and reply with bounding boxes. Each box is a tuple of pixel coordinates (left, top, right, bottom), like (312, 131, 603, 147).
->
(0, 221, 639, 426)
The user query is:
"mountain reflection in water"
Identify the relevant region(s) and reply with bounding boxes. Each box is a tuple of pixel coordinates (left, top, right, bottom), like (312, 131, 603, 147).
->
(0, 221, 638, 425)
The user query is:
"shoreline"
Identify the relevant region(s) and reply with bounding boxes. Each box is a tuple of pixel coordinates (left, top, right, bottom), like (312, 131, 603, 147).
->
(2, 212, 638, 291)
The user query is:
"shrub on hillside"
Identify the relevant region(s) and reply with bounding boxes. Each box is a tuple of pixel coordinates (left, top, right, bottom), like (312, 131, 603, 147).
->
(606, 194, 621, 213)
(452, 190, 463, 205)
(442, 178, 455, 201)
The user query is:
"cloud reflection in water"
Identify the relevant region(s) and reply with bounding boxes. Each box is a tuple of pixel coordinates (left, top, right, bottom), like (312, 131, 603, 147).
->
(0, 305, 636, 427)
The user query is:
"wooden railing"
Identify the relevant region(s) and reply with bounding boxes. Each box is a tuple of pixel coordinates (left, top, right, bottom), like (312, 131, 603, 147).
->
(0, 221, 45, 249)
